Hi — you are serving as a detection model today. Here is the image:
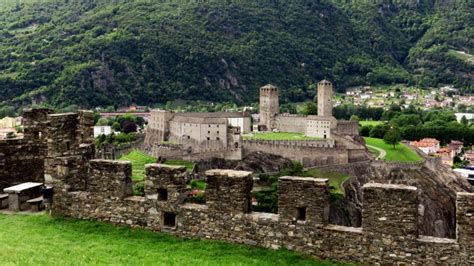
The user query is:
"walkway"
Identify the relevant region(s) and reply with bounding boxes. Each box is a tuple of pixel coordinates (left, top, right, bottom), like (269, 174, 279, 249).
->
(366, 144, 386, 160)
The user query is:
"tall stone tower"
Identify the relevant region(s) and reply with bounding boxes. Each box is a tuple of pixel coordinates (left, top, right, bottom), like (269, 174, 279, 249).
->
(259, 84, 279, 131)
(317, 80, 333, 117)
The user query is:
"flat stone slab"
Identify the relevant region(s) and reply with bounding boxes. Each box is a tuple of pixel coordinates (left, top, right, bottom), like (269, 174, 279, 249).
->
(4, 182, 43, 193)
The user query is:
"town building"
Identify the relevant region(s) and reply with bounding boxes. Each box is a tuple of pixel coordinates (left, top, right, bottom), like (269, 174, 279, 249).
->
(93, 126, 113, 137)
(436, 148, 455, 167)
(455, 113, 474, 123)
(410, 138, 440, 155)
(464, 150, 474, 166)
(0, 117, 17, 129)
(448, 140, 464, 155)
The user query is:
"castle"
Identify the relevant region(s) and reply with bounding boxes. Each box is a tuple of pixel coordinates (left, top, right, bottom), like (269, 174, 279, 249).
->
(258, 80, 358, 138)
(1, 109, 473, 264)
(145, 80, 367, 166)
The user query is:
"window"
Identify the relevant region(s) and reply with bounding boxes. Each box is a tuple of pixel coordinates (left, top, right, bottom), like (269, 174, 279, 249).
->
(163, 212, 176, 227)
(216, 137, 220, 141)
(208, 131, 210, 134)
(157, 188, 168, 201)
(296, 207, 306, 221)
(207, 137, 210, 141)
(217, 131, 219, 134)
(66, 141, 70, 151)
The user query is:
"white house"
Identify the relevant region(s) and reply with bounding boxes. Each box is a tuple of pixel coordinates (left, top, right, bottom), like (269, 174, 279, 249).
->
(455, 113, 474, 123)
(93, 126, 113, 137)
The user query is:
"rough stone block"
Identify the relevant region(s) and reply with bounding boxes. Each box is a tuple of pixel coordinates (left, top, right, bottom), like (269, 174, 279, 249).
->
(88, 160, 133, 198)
(456, 192, 474, 246)
(205, 169, 253, 214)
(362, 183, 418, 238)
(278, 176, 330, 225)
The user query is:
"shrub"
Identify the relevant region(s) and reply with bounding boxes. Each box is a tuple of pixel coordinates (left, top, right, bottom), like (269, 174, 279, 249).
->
(134, 181, 145, 196)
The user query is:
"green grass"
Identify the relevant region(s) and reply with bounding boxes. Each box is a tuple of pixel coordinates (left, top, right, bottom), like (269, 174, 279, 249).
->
(301, 169, 351, 196)
(119, 150, 194, 181)
(243, 132, 321, 141)
(190, 179, 207, 190)
(359, 121, 383, 127)
(364, 137, 422, 162)
(164, 159, 194, 172)
(119, 150, 156, 181)
(0, 214, 335, 265)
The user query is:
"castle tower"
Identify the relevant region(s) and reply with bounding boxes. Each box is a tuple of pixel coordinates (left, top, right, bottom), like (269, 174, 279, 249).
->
(317, 80, 333, 117)
(259, 84, 279, 131)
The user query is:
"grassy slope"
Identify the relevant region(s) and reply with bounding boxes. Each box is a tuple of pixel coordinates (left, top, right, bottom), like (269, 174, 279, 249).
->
(364, 137, 422, 162)
(0, 214, 334, 265)
(302, 169, 350, 196)
(119, 150, 194, 181)
(243, 132, 322, 141)
(359, 120, 383, 127)
(118, 149, 156, 181)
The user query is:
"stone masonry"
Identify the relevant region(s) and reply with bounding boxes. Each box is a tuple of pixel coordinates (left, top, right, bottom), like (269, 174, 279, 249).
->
(29, 110, 474, 264)
(0, 108, 53, 190)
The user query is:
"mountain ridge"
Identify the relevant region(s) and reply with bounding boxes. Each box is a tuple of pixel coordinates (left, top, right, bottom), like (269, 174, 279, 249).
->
(0, 0, 472, 109)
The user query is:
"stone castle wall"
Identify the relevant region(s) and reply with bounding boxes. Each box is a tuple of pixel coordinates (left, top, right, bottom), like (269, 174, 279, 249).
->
(49, 161, 474, 264)
(242, 139, 349, 167)
(0, 108, 53, 190)
(274, 115, 307, 133)
(27, 111, 474, 264)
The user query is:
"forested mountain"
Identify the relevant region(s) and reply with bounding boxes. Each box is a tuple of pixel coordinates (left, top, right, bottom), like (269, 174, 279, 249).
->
(0, 0, 472, 110)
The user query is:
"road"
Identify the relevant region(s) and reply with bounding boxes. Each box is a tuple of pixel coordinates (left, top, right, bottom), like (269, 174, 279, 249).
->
(366, 144, 386, 160)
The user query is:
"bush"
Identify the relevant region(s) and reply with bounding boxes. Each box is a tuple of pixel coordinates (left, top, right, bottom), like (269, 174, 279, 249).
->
(187, 193, 206, 204)
(360, 125, 373, 137)
(134, 181, 144, 196)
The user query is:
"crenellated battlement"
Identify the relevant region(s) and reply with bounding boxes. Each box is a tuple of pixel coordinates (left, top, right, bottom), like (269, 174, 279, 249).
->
(49, 155, 474, 263)
(242, 139, 336, 148)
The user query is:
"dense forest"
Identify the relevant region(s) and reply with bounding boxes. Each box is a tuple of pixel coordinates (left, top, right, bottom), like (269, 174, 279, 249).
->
(0, 0, 472, 110)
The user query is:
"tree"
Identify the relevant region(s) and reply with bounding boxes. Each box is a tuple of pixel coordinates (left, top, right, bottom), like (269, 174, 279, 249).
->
(350, 115, 360, 122)
(112, 122, 121, 132)
(384, 128, 402, 149)
(369, 123, 390, 138)
(461, 116, 469, 126)
(298, 102, 317, 116)
(122, 121, 137, 134)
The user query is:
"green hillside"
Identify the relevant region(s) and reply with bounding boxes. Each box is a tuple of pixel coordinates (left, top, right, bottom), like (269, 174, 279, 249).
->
(0, 0, 472, 110)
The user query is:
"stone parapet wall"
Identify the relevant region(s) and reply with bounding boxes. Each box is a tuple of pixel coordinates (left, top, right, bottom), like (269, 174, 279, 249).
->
(50, 163, 474, 264)
(242, 139, 347, 167)
(0, 108, 53, 190)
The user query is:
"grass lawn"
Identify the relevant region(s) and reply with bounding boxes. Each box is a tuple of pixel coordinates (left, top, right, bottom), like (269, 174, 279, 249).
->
(163, 159, 195, 172)
(243, 132, 321, 141)
(359, 121, 383, 127)
(0, 214, 335, 265)
(119, 150, 195, 181)
(364, 137, 422, 162)
(301, 169, 351, 196)
(119, 150, 156, 181)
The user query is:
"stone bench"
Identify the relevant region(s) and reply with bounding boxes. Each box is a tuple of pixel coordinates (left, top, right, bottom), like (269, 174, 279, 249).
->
(0, 194, 8, 209)
(27, 196, 44, 212)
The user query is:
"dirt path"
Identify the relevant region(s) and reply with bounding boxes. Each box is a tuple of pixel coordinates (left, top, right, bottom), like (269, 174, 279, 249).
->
(366, 144, 386, 160)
